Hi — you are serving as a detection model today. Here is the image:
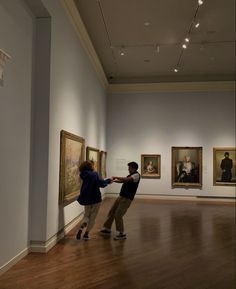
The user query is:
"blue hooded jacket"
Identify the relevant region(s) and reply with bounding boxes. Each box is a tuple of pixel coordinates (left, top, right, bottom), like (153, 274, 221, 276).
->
(77, 170, 111, 205)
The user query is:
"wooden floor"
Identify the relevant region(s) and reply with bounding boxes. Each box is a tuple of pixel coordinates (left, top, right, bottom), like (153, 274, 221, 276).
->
(0, 198, 235, 289)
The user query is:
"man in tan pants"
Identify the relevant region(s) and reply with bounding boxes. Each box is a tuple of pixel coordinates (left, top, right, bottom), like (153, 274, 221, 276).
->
(100, 162, 140, 240)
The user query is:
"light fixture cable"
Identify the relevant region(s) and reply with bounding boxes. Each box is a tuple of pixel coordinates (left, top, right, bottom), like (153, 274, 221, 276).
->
(97, 0, 118, 78)
(173, 0, 203, 72)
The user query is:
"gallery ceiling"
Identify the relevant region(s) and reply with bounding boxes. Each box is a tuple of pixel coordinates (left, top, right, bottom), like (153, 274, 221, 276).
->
(62, 0, 235, 86)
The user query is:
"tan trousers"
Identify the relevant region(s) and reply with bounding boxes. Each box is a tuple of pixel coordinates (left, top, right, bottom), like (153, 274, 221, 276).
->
(81, 203, 101, 231)
(103, 196, 132, 233)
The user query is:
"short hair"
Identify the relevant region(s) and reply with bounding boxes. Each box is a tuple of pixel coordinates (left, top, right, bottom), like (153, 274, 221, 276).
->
(224, 152, 229, 157)
(79, 160, 93, 172)
(128, 161, 138, 170)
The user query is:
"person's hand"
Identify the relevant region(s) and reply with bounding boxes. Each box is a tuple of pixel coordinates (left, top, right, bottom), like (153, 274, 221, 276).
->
(108, 177, 115, 183)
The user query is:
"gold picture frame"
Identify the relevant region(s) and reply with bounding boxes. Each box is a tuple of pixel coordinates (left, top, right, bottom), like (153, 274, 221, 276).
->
(59, 130, 85, 205)
(100, 151, 107, 179)
(141, 154, 161, 178)
(86, 146, 100, 172)
(172, 147, 202, 187)
(213, 147, 236, 186)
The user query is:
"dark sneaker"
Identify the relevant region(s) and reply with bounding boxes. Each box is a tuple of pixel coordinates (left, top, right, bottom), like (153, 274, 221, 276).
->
(83, 233, 89, 241)
(114, 233, 126, 240)
(76, 229, 83, 240)
(100, 228, 111, 235)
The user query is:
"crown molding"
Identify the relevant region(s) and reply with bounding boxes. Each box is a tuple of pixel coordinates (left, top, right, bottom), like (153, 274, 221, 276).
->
(107, 81, 235, 94)
(60, 0, 108, 89)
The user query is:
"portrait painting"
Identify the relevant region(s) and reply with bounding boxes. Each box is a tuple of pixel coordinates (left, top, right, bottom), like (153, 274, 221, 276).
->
(59, 130, 85, 204)
(86, 146, 100, 172)
(213, 147, 236, 186)
(100, 151, 107, 179)
(141, 154, 161, 178)
(172, 147, 202, 187)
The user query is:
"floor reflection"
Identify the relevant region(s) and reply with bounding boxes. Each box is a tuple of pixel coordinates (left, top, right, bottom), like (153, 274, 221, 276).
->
(170, 210, 203, 251)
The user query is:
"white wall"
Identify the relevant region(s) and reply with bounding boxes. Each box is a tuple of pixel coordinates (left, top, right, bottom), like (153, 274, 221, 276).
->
(107, 90, 235, 198)
(0, 0, 107, 271)
(0, 0, 33, 268)
(41, 0, 107, 240)
(29, 16, 51, 242)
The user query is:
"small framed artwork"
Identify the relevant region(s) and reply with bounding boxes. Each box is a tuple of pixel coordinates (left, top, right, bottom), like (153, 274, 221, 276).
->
(213, 147, 236, 186)
(141, 154, 161, 178)
(59, 130, 85, 204)
(100, 151, 107, 179)
(172, 147, 202, 187)
(86, 146, 100, 172)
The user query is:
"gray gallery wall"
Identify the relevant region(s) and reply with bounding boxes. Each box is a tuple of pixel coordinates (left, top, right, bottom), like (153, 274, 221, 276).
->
(106, 90, 235, 198)
(0, 0, 107, 272)
(41, 0, 107, 241)
(0, 0, 34, 271)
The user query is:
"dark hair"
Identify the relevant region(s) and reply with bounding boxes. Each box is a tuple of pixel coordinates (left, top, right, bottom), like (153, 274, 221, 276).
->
(79, 160, 93, 172)
(224, 152, 229, 157)
(128, 161, 138, 170)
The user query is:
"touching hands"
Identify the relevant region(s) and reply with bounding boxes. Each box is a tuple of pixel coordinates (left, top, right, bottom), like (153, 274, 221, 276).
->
(106, 176, 122, 184)
(111, 176, 121, 183)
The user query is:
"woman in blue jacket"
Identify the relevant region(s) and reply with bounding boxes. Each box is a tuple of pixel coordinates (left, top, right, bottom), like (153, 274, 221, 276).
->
(76, 160, 112, 240)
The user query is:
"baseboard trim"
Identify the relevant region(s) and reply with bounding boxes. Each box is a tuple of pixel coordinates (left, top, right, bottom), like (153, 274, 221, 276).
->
(0, 247, 29, 276)
(30, 212, 83, 253)
(0, 213, 84, 275)
(104, 192, 236, 203)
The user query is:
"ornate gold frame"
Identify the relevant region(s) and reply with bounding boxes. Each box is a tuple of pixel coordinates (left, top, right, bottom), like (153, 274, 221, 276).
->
(141, 154, 161, 178)
(99, 151, 107, 179)
(59, 130, 85, 204)
(86, 146, 100, 172)
(172, 147, 202, 188)
(213, 147, 236, 186)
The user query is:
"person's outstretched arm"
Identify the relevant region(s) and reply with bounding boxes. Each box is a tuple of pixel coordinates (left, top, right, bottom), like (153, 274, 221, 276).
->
(96, 174, 113, 188)
(112, 176, 134, 183)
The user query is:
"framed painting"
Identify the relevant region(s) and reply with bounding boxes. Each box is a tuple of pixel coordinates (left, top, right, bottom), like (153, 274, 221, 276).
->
(213, 147, 236, 186)
(100, 151, 107, 179)
(172, 147, 202, 187)
(59, 130, 85, 204)
(86, 146, 100, 172)
(141, 154, 161, 178)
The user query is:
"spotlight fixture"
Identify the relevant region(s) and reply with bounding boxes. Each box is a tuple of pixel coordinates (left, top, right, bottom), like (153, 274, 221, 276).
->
(119, 46, 125, 56)
(156, 44, 160, 53)
(173, 0, 204, 75)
